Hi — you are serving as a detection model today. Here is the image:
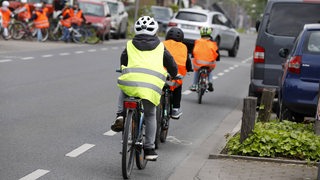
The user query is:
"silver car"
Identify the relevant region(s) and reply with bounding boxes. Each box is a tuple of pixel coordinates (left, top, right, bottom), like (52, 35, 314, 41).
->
(103, 0, 128, 39)
(167, 8, 240, 57)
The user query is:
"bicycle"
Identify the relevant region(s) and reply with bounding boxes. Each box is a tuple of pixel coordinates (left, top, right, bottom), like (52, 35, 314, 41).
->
(116, 69, 148, 179)
(155, 75, 183, 149)
(121, 96, 148, 179)
(9, 14, 49, 41)
(48, 21, 87, 43)
(197, 66, 211, 104)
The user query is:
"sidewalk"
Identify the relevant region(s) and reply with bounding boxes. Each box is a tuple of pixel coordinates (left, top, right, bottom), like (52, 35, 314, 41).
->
(168, 103, 319, 180)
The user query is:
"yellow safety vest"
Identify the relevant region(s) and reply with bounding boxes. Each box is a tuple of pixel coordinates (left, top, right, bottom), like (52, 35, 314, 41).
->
(118, 40, 167, 106)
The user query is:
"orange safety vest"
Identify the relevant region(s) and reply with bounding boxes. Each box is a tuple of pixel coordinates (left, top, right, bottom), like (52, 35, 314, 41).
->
(18, 4, 31, 21)
(60, 8, 72, 27)
(163, 39, 188, 91)
(192, 38, 218, 71)
(34, 10, 49, 29)
(71, 9, 83, 26)
(0, 7, 12, 28)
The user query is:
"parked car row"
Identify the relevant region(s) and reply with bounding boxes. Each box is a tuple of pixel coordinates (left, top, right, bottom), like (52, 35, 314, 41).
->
(248, 0, 320, 122)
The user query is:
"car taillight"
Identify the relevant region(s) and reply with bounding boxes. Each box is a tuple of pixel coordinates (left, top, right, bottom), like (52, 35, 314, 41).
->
(168, 22, 177, 27)
(288, 55, 301, 74)
(253, 45, 265, 63)
(124, 101, 137, 109)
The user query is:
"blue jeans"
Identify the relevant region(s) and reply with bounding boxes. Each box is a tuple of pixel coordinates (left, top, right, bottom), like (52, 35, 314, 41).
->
(37, 28, 42, 41)
(60, 26, 70, 41)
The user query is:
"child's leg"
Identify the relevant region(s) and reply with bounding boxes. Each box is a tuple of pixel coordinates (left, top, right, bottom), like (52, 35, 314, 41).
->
(172, 85, 182, 109)
(193, 71, 199, 85)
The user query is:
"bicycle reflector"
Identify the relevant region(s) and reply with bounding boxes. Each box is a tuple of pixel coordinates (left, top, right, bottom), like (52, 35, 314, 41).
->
(124, 101, 137, 109)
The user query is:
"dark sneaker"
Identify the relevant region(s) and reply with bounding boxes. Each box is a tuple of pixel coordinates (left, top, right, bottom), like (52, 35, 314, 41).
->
(189, 84, 197, 91)
(111, 116, 124, 132)
(171, 108, 182, 119)
(208, 82, 214, 92)
(144, 148, 158, 161)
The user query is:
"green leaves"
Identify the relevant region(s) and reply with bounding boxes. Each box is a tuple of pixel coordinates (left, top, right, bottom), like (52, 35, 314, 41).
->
(226, 120, 320, 161)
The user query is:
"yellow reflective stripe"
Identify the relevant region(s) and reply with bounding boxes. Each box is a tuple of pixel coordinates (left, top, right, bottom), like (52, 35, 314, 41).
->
(122, 68, 166, 81)
(118, 79, 162, 94)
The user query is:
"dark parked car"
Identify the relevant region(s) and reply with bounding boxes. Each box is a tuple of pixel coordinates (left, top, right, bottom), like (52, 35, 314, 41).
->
(278, 24, 320, 122)
(248, 0, 320, 104)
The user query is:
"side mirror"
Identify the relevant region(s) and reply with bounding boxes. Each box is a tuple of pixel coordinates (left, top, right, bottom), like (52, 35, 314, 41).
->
(279, 48, 289, 58)
(255, 20, 260, 32)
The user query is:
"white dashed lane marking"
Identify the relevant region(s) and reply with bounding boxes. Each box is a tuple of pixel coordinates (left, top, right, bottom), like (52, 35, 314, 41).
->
(59, 52, 70, 56)
(87, 49, 97, 52)
(75, 51, 84, 54)
(65, 144, 95, 157)
(42, 54, 53, 58)
(19, 169, 50, 180)
(0, 59, 12, 63)
(21, 57, 34, 60)
(104, 130, 117, 136)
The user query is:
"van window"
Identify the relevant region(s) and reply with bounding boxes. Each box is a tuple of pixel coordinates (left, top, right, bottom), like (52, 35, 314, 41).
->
(267, 3, 320, 37)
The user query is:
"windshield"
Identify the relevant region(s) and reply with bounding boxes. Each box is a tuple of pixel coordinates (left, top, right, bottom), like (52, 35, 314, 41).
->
(267, 3, 320, 37)
(79, 2, 104, 17)
(107, 2, 118, 15)
(151, 7, 171, 20)
(176, 11, 207, 22)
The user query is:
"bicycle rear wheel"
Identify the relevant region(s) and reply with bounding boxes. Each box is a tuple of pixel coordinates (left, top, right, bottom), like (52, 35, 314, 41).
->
(197, 73, 206, 104)
(135, 120, 147, 169)
(122, 110, 135, 179)
(160, 94, 170, 143)
(72, 27, 87, 43)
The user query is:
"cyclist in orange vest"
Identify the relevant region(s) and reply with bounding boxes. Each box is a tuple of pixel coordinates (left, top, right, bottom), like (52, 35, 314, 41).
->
(29, 3, 49, 41)
(15, 0, 31, 22)
(163, 27, 193, 119)
(190, 26, 220, 92)
(70, 2, 86, 28)
(58, 3, 72, 42)
(0, 1, 13, 39)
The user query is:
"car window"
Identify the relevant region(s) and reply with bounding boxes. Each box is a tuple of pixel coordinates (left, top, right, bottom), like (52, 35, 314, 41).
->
(267, 3, 320, 37)
(212, 14, 226, 25)
(79, 2, 104, 17)
(307, 31, 320, 53)
(152, 7, 171, 21)
(176, 12, 207, 22)
(107, 2, 118, 15)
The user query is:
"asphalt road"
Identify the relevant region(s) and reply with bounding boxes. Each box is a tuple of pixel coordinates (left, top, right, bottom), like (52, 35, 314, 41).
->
(0, 35, 256, 180)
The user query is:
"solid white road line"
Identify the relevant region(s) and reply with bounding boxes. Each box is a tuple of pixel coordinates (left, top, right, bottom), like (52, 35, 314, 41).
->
(0, 59, 12, 62)
(104, 130, 117, 136)
(65, 144, 95, 157)
(19, 169, 49, 180)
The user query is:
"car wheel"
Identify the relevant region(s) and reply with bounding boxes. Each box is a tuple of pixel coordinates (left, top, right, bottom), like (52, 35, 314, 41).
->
(279, 100, 293, 121)
(292, 112, 304, 123)
(120, 26, 127, 39)
(215, 36, 220, 47)
(228, 38, 239, 57)
(105, 32, 110, 41)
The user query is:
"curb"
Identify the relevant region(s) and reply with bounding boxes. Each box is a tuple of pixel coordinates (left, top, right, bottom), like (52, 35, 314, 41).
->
(209, 153, 319, 166)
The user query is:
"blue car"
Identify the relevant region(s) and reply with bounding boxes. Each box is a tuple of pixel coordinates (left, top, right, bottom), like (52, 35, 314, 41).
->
(278, 24, 320, 122)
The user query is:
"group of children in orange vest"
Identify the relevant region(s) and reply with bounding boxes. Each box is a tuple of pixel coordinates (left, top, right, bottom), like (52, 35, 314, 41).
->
(0, 0, 85, 41)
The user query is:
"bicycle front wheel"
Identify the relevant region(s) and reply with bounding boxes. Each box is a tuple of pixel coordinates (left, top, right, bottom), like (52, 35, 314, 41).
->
(122, 110, 135, 179)
(72, 28, 87, 43)
(39, 28, 49, 42)
(10, 22, 25, 40)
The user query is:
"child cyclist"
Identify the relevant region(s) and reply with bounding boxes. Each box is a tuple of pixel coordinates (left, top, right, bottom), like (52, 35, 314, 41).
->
(190, 26, 220, 92)
(163, 27, 193, 119)
(110, 16, 177, 161)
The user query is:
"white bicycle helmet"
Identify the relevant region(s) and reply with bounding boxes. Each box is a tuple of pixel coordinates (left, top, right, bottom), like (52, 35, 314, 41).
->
(134, 16, 158, 36)
(21, 0, 27, 3)
(34, 3, 42, 8)
(2, 1, 9, 7)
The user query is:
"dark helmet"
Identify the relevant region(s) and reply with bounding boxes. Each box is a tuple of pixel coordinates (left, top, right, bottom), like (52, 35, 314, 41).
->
(165, 27, 184, 42)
